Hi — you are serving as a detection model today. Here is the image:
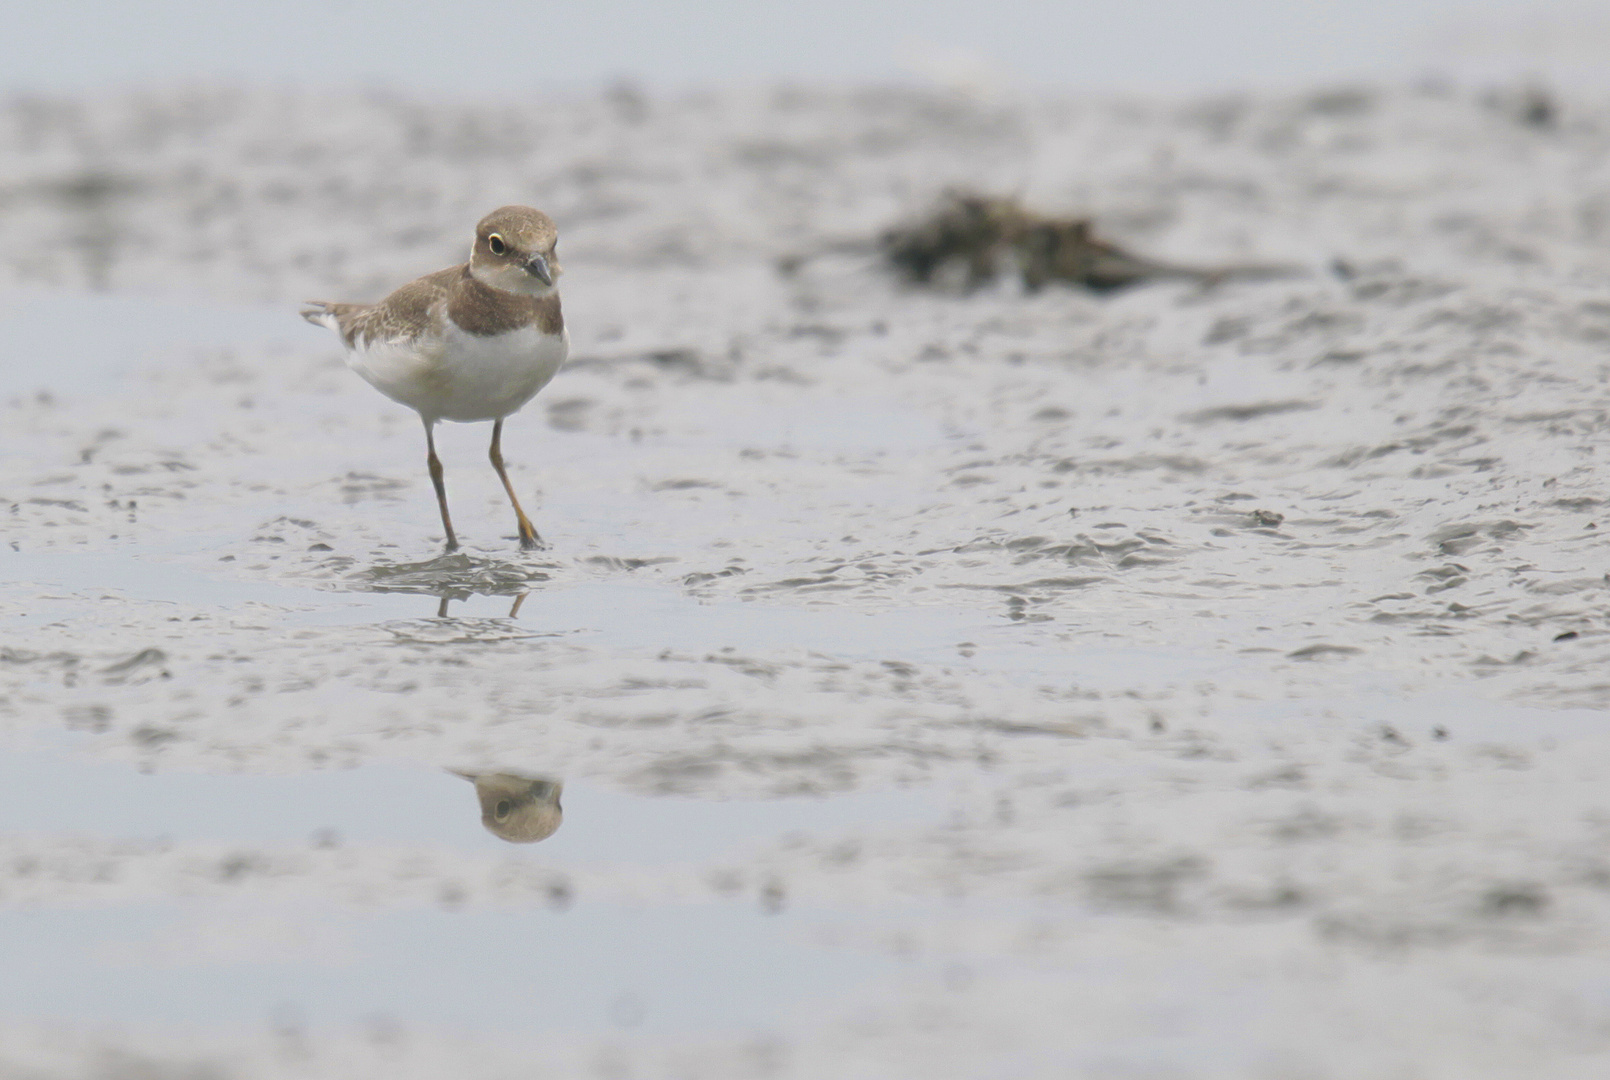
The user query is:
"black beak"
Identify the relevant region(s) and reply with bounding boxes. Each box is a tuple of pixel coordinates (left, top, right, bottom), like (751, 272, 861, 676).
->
(524, 254, 553, 286)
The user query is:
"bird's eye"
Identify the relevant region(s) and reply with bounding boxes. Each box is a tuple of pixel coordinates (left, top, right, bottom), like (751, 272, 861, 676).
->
(488, 234, 507, 256)
(494, 799, 512, 819)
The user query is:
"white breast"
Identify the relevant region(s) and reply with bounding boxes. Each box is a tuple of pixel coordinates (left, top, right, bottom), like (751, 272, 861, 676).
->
(347, 323, 569, 424)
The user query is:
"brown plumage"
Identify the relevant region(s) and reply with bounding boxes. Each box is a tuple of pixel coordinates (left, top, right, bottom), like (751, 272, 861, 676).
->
(311, 267, 564, 348)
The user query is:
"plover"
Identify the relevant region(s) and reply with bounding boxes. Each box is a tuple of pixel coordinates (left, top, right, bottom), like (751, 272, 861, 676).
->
(302, 206, 568, 551)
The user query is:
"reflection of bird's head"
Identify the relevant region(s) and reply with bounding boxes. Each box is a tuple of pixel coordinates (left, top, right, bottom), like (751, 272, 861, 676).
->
(451, 770, 563, 843)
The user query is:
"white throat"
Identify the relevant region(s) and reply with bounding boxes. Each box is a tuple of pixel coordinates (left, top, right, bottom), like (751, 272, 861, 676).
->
(470, 254, 557, 298)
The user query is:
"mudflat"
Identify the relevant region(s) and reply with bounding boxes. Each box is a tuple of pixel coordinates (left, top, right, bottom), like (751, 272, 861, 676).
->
(1, 83, 1608, 1078)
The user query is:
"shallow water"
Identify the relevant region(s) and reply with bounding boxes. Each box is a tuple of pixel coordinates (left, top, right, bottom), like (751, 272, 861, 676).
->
(2, 902, 899, 1035)
(0, 745, 939, 857)
(2, 83, 1610, 1077)
(0, 746, 936, 1037)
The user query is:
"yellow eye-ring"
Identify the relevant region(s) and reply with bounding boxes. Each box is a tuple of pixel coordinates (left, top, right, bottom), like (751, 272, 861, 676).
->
(488, 234, 507, 256)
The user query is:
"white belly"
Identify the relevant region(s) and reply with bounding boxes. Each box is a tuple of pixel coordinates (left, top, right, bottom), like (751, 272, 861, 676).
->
(347, 324, 569, 423)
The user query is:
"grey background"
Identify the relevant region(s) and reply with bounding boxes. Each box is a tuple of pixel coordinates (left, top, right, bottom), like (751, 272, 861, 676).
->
(0, 0, 1603, 93)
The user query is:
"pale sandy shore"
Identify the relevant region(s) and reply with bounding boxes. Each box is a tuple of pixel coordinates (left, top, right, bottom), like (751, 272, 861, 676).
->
(1, 82, 1609, 1078)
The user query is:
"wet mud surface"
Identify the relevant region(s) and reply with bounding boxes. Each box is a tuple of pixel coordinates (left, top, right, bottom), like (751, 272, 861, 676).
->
(1, 83, 1610, 1076)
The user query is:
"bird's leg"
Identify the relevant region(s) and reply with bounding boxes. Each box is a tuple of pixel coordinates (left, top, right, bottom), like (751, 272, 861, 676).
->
(424, 419, 460, 553)
(488, 418, 543, 550)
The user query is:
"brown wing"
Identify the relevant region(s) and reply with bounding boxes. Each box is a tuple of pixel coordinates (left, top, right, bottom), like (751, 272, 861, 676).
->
(302, 265, 466, 348)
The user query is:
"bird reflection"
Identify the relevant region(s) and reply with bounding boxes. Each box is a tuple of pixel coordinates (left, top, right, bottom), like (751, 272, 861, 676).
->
(451, 770, 562, 843)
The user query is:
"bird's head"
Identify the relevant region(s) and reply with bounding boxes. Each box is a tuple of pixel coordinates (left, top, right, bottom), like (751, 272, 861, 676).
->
(469, 205, 562, 296)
